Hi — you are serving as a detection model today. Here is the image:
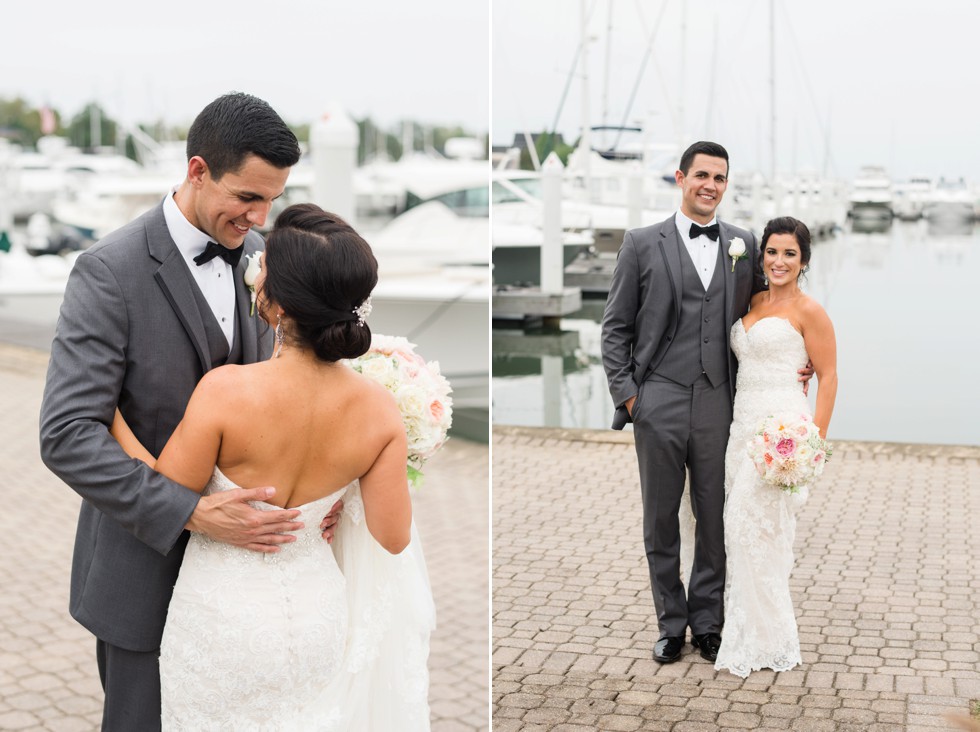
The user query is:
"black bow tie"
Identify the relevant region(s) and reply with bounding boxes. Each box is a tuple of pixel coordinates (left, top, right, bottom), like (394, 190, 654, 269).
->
(194, 241, 244, 268)
(689, 222, 720, 241)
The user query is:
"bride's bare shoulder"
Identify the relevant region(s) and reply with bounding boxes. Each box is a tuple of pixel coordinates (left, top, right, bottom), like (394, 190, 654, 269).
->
(347, 370, 402, 425)
(797, 296, 833, 332)
(749, 291, 767, 309)
(192, 364, 264, 404)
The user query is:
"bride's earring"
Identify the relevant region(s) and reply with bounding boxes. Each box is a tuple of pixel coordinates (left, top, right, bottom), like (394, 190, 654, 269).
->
(274, 314, 285, 358)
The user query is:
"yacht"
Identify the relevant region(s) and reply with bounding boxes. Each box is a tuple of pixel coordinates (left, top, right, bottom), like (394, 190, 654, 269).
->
(922, 177, 975, 224)
(893, 176, 933, 221)
(848, 166, 894, 223)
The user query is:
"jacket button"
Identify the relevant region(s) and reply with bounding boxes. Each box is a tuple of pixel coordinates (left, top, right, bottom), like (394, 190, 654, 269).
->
(704, 338, 709, 343)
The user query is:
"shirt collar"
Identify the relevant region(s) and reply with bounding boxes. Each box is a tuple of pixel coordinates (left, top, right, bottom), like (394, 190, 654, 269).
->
(163, 187, 214, 261)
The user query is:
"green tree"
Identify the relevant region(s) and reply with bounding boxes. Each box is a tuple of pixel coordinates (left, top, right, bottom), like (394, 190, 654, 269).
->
(356, 117, 401, 164)
(0, 97, 62, 147)
(67, 103, 118, 151)
(521, 131, 574, 169)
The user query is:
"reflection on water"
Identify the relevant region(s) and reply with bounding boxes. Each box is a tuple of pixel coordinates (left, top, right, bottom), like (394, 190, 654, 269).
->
(492, 220, 980, 445)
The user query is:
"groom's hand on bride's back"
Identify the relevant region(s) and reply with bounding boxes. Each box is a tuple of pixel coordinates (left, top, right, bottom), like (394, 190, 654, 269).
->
(319, 499, 343, 544)
(798, 360, 815, 396)
(185, 486, 304, 553)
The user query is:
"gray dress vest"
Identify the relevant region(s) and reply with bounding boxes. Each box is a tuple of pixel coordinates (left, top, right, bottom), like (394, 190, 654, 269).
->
(189, 281, 243, 368)
(653, 239, 728, 387)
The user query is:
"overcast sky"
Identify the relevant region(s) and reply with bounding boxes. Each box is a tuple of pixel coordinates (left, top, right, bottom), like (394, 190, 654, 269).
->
(493, 0, 976, 181)
(1, 0, 488, 134)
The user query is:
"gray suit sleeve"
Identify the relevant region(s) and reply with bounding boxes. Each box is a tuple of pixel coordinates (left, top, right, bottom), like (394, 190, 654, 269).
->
(39, 253, 200, 556)
(601, 230, 640, 408)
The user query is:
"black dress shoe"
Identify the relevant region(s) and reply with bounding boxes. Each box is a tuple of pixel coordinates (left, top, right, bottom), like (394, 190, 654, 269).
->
(691, 633, 722, 662)
(653, 636, 684, 663)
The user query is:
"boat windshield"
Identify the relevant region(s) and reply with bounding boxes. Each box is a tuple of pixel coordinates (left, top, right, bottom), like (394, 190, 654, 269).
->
(428, 185, 489, 218)
(492, 177, 544, 205)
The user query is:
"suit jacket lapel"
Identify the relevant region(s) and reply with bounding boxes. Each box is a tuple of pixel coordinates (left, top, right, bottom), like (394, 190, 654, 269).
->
(659, 222, 682, 315)
(145, 204, 211, 373)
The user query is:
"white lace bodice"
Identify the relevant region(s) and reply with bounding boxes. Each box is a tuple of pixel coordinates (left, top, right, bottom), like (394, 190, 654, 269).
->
(727, 317, 810, 468)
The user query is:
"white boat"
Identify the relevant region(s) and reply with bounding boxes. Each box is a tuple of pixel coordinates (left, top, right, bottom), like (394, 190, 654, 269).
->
(491, 220, 593, 287)
(923, 178, 975, 224)
(369, 261, 488, 412)
(893, 176, 933, 221)
(282, 143, 489, 220)
(727, 171, 847, 237)
(0, 238, 75, 325)
(493, 168, 673, 255)
(848, 166, 894, 222)
(363, 172, 491, 433)
(0, 136, 144, 222)
(51, 171, 175, 241)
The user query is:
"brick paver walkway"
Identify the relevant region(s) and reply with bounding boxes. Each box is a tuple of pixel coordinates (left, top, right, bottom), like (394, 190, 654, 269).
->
(492, 425, 980, 732)
(0, 344, 489, 731)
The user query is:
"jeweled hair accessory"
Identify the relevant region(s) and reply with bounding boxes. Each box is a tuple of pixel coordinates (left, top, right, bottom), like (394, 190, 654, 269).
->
(353, 297, 373, 327)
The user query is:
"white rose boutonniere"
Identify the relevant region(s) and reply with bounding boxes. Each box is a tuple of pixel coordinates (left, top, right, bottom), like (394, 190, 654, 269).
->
(243, 252, 262, 316)
(728, 237, 747, 272)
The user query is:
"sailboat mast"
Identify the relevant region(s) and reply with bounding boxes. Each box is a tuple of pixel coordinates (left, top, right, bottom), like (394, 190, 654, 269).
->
(769, 0, 776, 183)
(580, 0, 592, 199)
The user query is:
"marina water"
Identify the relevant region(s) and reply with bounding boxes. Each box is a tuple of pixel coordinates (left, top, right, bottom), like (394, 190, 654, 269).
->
(492, 220, 980, 446)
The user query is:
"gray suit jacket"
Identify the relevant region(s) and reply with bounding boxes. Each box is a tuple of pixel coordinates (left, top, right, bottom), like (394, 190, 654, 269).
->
(600, 215, 765, 430)
(39, 201, 272, 651)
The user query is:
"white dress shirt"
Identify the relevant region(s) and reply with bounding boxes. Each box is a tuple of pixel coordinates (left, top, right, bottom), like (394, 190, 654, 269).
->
(163, 190, 237, 348)
(674, 210, 720, 290)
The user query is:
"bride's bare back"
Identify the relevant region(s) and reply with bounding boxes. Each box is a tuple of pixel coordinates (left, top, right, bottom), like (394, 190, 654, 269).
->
(208, 356, 402, 508)
(115, 348, 411, 554)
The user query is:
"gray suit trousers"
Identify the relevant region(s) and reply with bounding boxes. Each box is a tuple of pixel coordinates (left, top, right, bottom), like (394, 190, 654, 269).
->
(631, 373, 731, 637)
(97, 640, 161, 731)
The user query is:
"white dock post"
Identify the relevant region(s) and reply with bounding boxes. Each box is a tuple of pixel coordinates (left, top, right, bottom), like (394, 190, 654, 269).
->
(542, 355, 563, 426)
(540, 152, 564, 295)
(627, 161, 643, 231)
(310, 105, 359, 226)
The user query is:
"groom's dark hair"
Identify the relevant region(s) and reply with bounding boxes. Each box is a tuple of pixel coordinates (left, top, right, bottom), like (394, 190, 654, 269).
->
(679, 141, 729, 175)
(186, 92, 301, 180)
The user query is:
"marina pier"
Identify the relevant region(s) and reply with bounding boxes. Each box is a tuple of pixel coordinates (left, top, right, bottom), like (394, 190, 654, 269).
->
(493, 425, 980, 731)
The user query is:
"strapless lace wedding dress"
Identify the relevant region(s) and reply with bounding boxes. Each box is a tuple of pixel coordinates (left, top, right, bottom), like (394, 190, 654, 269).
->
(713, 317, 810, 678)
(160, 467, 435, 730)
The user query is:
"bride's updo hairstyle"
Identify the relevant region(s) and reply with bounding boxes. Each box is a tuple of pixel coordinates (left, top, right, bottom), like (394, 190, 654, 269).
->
(760, 216, 812, 275)
(264, 203, 378, 362)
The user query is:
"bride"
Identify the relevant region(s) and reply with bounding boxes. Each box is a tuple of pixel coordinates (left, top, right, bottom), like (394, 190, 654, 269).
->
(712, 216, 837, 678)
(112, 203, 434, 729)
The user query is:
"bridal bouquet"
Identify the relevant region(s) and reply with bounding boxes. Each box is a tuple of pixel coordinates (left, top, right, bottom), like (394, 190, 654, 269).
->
(347, 335, 453, 488)
(747, 413, 832, 494)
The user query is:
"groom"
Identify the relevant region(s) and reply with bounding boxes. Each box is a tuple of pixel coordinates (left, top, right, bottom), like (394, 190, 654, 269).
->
(39, 93, 323, 729)
(600, 141, 766, 664)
